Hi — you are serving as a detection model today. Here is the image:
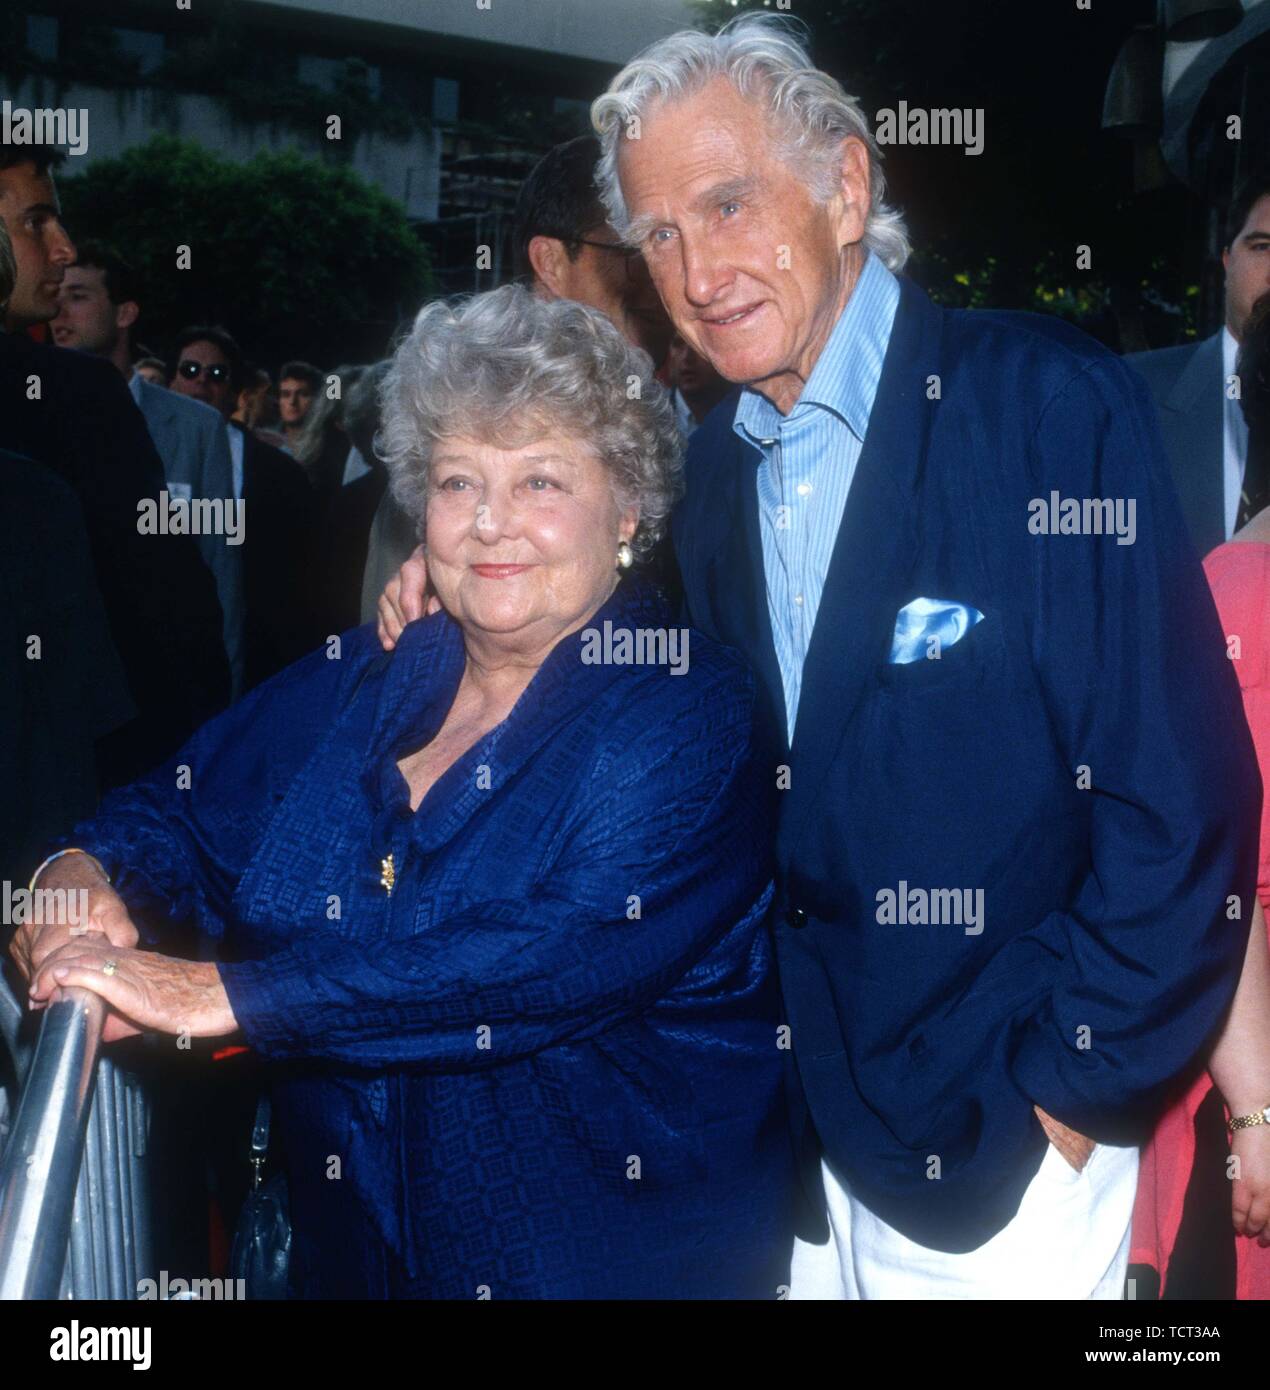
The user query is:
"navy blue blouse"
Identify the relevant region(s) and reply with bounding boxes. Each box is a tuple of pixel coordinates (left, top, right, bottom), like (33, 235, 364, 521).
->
(68, 580, 795, 1297)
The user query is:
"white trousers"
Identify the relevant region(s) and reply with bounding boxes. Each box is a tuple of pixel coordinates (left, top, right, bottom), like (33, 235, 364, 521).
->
(789, 1140, 1139, 1299)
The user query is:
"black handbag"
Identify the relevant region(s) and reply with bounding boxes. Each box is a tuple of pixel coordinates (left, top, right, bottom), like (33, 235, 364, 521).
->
(228, 651, 393, 1299)
(229, 1094, 292, 1299)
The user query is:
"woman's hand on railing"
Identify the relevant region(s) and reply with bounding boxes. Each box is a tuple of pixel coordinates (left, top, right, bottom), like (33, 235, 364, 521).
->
(27, 943, 235, 1044)
(8, 854, 140, 988)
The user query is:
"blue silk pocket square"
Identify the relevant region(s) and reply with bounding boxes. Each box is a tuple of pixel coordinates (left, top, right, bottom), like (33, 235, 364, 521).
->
(889, 597, 985, 665)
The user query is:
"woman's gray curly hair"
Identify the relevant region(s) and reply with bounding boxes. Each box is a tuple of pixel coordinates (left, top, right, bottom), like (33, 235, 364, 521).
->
(376, 283, 682, 563)
(591, 11, 910, 273)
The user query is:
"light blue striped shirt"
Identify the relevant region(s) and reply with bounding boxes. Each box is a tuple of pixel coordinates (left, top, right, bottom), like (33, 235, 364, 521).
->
(732, 252, 900, 744)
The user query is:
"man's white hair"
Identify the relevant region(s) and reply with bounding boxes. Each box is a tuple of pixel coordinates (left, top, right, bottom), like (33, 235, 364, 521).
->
(591, 12, 910, 272)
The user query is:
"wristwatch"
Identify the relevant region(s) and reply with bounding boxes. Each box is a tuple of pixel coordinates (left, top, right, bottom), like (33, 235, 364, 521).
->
(1228, 1102, 1270, 1133)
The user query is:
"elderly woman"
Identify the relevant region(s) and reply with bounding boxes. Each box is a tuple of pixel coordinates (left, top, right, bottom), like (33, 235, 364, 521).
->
(14, 284, 793, 1299)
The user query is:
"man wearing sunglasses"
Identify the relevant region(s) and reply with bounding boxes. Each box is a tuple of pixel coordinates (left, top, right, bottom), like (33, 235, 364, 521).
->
(170, 325, 320, 691)
(171, 332, 238, 417)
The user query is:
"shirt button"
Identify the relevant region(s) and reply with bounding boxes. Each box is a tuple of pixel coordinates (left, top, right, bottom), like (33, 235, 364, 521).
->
(786, 907, 808, 929)
(794, 593, 804, 605)
(796, 482, 812, 497)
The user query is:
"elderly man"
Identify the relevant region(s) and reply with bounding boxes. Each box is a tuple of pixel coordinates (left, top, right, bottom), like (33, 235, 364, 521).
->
(379, 15, 1259, 1298)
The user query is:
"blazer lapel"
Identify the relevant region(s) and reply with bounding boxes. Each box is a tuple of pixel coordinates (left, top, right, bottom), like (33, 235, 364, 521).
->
(778, 276, 941, 861)
(378, 581, 683, 856)
(1163, 333, 1225, 553)
(1165, 331, 1222, 414)
(705, 433, 789, 758)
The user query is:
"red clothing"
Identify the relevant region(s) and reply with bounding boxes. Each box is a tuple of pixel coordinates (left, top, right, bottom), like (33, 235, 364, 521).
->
(1130, 540, 1270, 1299)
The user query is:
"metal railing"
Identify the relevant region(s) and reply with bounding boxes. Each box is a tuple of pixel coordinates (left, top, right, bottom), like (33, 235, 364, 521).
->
(0, 973, 151, 1299)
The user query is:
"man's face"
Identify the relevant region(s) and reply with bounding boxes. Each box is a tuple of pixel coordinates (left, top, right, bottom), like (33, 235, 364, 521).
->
(555, 226, 673, 367)
(278, 376, 316, 427)
(171, 339, 235, 417)
(0, 160, 76, 329)
(617, 77, 869, 412)
(51, 264, 127, 355)
(1224, 193, 1270, 342)
(237, 380, 270, 426)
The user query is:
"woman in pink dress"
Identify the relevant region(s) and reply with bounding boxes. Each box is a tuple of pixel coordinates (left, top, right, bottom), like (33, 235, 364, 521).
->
(1132, 299, 1270, 1299)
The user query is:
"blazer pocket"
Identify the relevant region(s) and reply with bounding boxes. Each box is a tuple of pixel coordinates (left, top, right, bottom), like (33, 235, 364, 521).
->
(876, 610, 1007, 694)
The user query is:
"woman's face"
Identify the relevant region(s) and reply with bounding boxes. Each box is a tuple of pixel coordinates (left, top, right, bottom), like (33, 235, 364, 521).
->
(425, 430, 638, 654)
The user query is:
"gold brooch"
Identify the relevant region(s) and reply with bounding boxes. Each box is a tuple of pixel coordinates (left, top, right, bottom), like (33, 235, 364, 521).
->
(379, 853, 395, 896)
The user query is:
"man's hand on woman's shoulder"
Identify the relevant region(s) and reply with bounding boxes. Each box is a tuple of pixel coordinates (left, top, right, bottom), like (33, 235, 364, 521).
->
(378, 545, 440, 650)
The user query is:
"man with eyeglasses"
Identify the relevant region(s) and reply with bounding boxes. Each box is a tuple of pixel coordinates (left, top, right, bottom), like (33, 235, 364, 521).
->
(0, 143, 230, 787)
(516, 135, 673, 370)
(170, 325, 320, 691)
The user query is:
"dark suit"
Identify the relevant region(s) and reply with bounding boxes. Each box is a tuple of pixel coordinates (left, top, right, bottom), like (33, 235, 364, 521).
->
(1126, 333, 1226, 556)
(674, 276, 1259, 1253)
(234, 424, 323, 690)
(0, 334, 230, 784)
(312, 467, 387, 635)
(135, 376, 245, 694)
(0, 450, 134, 879)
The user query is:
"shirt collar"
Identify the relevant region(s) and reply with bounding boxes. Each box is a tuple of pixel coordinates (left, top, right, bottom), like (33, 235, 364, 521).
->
(1224, 325, 1240, 376)
(127, 370, 143, 407)
(732, 250, 899, 450)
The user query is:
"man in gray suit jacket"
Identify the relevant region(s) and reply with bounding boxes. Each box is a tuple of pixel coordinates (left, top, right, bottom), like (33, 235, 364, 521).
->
(50, 242, 245, 696)
(1126, 171, 1270, 557)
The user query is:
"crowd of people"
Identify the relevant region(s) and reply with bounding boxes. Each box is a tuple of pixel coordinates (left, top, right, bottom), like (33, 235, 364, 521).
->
(3, 11, 1270, 1300)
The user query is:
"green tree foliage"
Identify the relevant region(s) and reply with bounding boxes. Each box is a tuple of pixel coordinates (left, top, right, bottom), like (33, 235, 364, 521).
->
(56, 136, 433, 368)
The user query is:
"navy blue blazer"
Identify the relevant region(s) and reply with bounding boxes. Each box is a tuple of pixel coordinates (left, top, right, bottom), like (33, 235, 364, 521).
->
(66, 580, 795, 1298)
(1125, 333, 1226, 556)
(674, 276, 1260, 1253)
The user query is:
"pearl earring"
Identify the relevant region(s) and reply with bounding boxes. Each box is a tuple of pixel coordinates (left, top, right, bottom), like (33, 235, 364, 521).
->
(616, 541, 634, 570)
